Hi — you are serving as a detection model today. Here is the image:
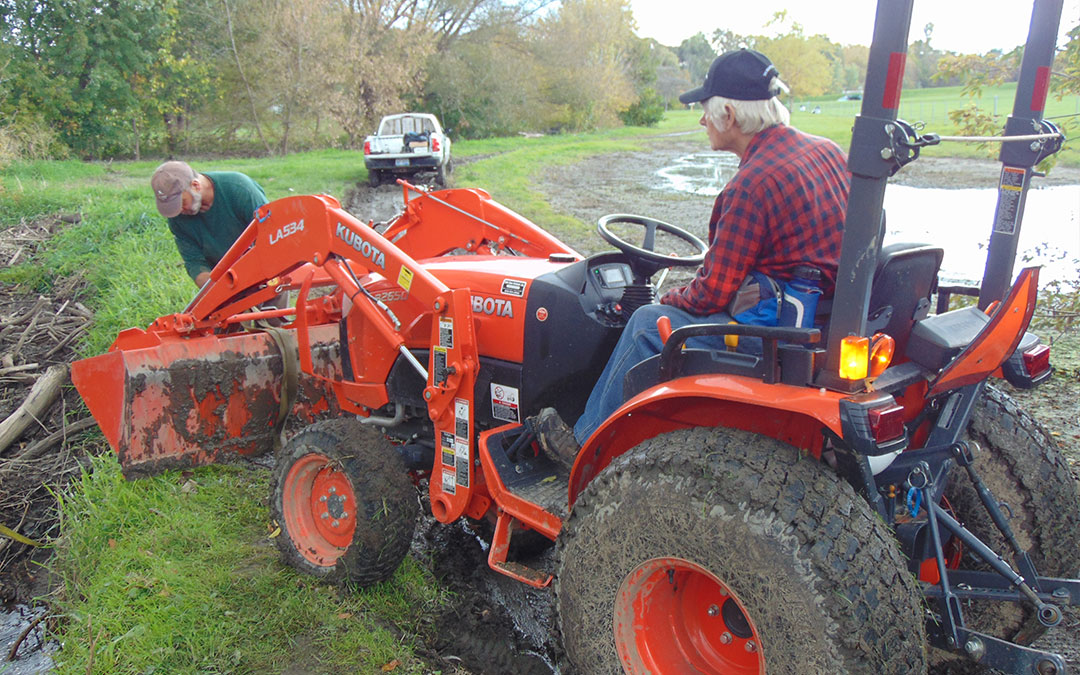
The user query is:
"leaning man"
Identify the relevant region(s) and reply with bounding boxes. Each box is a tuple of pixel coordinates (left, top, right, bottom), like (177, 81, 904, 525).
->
(151, 160, 268, 288)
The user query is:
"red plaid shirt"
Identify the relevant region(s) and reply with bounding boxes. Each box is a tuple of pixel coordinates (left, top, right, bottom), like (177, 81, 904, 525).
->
(660, 125, 850, 315)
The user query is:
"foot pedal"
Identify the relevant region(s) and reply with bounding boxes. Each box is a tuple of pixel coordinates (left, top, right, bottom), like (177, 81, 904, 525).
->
(487, 509, 552, 588)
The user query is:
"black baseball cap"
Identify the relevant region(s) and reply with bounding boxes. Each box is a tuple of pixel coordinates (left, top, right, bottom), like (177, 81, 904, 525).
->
(679, 49, 781, 104)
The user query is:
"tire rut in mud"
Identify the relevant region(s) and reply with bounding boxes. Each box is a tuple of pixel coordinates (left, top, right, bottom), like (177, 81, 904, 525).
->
(411, 513, 558, 675)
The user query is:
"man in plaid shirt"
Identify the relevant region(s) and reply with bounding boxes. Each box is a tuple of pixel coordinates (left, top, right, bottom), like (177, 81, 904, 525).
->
(533, 49, 851, 466)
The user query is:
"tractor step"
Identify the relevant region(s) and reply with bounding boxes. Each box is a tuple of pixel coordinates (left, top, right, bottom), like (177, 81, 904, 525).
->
(485, 424, 569, 519)
(488, 508, 552, 588)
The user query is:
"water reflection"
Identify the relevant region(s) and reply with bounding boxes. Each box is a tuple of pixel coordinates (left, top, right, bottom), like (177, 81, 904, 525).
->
(656, 153, 1080, 287)
(0, 604, 56, 674)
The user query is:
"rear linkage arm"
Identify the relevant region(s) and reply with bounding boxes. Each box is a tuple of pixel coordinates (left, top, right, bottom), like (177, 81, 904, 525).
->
(906, 459, 1074, 673)
(849, 382, 1077, 671)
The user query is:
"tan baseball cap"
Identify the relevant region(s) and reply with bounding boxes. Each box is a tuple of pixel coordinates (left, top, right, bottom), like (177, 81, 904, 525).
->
(151, 161, 196, 218)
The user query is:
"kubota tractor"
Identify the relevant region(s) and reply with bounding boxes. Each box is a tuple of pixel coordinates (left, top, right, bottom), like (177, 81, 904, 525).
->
(72, 0, 1080, 672)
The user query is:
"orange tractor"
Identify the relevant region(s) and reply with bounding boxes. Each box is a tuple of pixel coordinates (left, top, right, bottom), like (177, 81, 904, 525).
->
(73, 1, 1079, 672)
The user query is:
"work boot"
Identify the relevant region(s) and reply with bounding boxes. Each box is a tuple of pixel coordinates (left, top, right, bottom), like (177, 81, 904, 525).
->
(530, 407, 580, 470)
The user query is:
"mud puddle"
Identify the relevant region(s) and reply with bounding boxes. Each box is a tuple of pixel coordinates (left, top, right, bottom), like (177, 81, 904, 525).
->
(0, 604, 55, 673)
(413, 513, 559, 675)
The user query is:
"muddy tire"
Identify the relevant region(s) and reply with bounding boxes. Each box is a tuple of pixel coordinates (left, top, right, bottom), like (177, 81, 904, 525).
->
(943, 385, 1080, 647)
(369, 170, 381, 187)
(270, 418, 418, 587)
(555, 427, 927, 674)
(436, 162, 448, 187)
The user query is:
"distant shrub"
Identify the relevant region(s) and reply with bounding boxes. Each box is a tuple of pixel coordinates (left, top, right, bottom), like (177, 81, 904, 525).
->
(619, 89, 666, 127)
(0, 116, 69, 166)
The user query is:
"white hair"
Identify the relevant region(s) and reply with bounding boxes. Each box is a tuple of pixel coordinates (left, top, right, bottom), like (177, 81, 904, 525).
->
(702, 77, 791, 135)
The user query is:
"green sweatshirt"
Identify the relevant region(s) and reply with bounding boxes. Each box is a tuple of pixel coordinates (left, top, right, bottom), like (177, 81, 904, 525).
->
(167, 171, 268, 281)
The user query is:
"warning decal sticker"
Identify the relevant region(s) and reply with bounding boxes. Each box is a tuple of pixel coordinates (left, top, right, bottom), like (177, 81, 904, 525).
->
(454, 399, 469, 440)
(994, 166, 1025, 235)
(491, 383, 520, 423)
(454, 399, 470, 487)
(455, 441, 470, 488)
(397, 266, 414, 291)
(501, 279, 527, 297)
(441, 469, 456, 495)
(433, 346, 448, 385)
(439, 317, 454, 349)
(441, 431, 455, 467)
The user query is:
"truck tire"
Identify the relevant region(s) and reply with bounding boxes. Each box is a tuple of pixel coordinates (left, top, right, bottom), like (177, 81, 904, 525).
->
(943, 385, 1080, 646)
(270, 418, 418, 587)
(369, 169, 381, 187)
(436, 162, 448, 187)
(555, 427, 927, 675)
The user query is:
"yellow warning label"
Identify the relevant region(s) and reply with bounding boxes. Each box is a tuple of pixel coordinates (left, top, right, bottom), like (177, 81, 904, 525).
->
(397, 266, 414, 291)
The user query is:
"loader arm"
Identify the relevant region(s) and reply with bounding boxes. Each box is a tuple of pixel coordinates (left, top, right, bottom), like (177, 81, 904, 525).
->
(73, 194, 484, 521)
(382, 182, 582, 260)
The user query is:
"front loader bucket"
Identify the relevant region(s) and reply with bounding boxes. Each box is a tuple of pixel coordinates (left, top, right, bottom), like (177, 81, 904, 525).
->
(72, 324, 341, 478)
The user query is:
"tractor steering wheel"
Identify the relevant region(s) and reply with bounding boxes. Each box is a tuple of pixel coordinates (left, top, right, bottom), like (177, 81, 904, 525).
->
(597, 214, 707, 283)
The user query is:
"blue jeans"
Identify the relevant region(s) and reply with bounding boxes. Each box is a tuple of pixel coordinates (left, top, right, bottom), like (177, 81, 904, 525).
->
(573, 304, 736, 444)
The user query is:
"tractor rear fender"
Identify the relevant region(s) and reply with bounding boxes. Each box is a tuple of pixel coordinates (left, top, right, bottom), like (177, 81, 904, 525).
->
(567, 376, 846, 507)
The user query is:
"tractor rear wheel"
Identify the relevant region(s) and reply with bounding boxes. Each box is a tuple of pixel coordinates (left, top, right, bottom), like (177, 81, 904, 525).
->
(555, 427, 927, 674)
(944, 385, 1080, 646)
(270, 418, 418, 587)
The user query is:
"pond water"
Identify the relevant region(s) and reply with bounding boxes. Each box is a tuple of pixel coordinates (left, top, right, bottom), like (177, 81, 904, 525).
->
(657, 152, 1080, 288)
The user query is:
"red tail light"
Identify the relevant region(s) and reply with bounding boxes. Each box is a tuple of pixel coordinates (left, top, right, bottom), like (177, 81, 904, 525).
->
(431, 137, 440, 152)
(363, 141, 371, 154)
(1022, 344, 1051, 377)
(868, 405, 905, 443)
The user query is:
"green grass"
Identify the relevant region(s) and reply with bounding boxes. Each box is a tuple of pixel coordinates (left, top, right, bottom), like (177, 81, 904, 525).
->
(791, 82, 1080, 164)
(50, 455, 445, 674)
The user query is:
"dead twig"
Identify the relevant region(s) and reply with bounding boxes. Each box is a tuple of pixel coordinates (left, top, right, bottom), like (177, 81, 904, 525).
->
(6, 416, 97, 466)
(10, 305, 43, 361)
(6, 610, 49, 661)
(43, 324, 87, 360)
(5, 296, 48, 327)
(0, 363, 38, 376)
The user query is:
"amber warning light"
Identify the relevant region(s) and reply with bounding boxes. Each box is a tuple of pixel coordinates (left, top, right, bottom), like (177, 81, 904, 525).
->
(839, 335, 869, 380)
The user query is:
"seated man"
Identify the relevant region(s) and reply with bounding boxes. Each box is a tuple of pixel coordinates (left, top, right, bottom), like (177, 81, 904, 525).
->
(533, 48, 851, 466)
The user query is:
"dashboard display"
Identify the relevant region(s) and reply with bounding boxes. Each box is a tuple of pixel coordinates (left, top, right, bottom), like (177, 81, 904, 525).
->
(594, 264, 631, 289)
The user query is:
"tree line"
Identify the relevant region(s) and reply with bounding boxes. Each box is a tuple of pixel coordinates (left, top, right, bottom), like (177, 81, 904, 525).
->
(1, 1, 1076, 162)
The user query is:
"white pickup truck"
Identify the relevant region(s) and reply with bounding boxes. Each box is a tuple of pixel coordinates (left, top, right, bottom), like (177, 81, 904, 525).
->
(363, 113, 452, 187)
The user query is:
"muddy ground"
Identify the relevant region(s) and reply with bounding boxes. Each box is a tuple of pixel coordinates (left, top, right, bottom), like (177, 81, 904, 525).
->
(2, 141, 1079, 673)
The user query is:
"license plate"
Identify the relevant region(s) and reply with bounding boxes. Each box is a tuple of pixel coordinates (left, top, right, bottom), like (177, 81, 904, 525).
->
(395, 158, 410, 167)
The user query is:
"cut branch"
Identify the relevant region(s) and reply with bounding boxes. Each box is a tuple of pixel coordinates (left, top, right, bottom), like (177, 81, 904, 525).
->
(0, 365, 68, 455)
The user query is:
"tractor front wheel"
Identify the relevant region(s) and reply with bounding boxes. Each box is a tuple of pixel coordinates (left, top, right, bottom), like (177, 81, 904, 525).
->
(270, 418, 418, 586)
(556, 427, 927, 674)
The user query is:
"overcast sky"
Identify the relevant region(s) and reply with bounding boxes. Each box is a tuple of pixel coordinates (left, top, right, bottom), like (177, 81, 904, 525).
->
(629, 1, 1080, 54)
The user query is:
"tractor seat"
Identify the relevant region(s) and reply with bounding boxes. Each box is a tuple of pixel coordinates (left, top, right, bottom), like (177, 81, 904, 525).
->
(864, 242, 944, 356)
(621, 242, 945, 398)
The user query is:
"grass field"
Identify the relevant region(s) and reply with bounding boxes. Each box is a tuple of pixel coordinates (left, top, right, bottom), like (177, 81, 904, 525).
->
(789, 82, 1080, 164)
(0, 91, 1076, 673)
